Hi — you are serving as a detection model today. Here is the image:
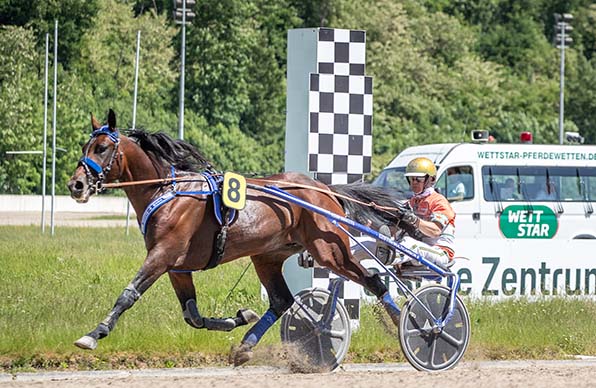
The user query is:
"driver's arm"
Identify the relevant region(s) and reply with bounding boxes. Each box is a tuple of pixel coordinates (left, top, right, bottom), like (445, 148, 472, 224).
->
(417, 219, 443, 238)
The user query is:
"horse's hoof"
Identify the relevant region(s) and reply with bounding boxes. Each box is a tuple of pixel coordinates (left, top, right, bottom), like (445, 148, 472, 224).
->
(231, 344, 253, 367)
(74, 335, 97, 350)
(238, 309, 260, 324)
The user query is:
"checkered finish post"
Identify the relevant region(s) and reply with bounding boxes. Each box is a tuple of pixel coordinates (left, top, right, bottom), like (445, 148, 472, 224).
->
(283, 27, 375, 329)
(307, 28, 373, 185)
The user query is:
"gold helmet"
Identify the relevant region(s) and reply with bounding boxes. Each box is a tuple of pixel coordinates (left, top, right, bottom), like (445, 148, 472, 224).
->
(405, 157, 437, 178)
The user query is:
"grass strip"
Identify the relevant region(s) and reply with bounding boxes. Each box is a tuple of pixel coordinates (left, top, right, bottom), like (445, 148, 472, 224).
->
(1, 226, 595, 372)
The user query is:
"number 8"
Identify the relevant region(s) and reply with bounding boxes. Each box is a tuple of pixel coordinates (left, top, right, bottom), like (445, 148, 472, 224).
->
(227, 178, 240, 203)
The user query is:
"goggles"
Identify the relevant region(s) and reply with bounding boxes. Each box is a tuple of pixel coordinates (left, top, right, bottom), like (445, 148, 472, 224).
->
(408, 176, 427, 184)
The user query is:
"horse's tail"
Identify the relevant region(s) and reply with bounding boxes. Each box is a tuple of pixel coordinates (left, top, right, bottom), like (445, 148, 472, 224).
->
(329, 182, 405, 229)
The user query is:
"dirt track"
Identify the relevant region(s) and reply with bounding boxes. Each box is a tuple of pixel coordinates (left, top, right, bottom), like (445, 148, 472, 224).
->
(1, 360, 596, 388)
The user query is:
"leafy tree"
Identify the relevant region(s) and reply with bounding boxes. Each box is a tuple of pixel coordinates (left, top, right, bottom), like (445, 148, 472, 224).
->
(289, 0, 335, 27)
(132, 0, 171, 17)
(3, 0, 596, 195)
(331, 0, 505, 173)
(0, 0, 100, 69)
(183, 0, 258, 129)
(566, 55, 596, 144)
(73, 0, 177, 125)
(183, 0, 301, 172)
(0, 26, 44, 193)
(239, 0, 302, 147)
(477, 14, 554, 78)
(183, 112, 282, 175)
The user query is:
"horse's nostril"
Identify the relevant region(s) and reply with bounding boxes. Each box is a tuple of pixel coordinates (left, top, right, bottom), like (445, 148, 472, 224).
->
(75, 181, 84, 190)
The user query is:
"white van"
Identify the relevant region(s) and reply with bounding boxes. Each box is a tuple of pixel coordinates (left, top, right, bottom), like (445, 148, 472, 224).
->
(374, 141, 596, 298)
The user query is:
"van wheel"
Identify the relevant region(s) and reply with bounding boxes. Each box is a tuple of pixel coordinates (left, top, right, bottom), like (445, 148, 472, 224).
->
(573, 234, 596, 240)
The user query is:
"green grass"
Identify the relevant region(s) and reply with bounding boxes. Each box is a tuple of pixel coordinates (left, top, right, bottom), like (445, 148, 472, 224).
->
(1, 226, 595, 371)
(0, 226, 267, 370)
(465, 297, 596, 359)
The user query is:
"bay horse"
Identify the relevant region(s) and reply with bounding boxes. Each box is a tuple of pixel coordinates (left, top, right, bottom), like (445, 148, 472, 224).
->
(67, 109, 403, 366)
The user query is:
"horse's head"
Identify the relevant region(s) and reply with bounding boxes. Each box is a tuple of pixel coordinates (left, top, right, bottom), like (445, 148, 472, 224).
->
(68, 109, 122, 203)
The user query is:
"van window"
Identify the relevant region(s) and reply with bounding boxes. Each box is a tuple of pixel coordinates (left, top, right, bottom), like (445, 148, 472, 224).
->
(580, 167, 596, 201)
(481, 166, 594, 202)
(436, 166, 474, 202)
(373, 167, 411, 199)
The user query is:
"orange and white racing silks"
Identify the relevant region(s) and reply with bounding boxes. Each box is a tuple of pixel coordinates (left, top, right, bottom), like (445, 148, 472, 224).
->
(409, 189, 456, 260)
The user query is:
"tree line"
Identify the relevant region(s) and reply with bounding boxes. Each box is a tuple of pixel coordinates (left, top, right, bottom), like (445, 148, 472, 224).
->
(0, 0, 595, 194)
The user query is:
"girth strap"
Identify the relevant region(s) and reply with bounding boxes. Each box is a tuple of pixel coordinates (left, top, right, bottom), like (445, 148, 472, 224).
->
(202, 172, 235, 270)
(202, 172, 237, 226)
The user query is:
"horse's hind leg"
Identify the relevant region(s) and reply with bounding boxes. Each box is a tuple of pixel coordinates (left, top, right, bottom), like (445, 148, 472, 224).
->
(307, 238, 402, 326)
(231, 254, 294, 366)
(168, 271, 259, 331)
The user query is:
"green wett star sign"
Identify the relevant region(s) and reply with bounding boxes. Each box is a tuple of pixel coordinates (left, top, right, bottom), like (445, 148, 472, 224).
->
(499, 205, 558, 239)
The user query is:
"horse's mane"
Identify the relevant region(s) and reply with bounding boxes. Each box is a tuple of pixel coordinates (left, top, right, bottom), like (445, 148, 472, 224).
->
(127, 129, 214, 173)
(330, 183, 404, 229)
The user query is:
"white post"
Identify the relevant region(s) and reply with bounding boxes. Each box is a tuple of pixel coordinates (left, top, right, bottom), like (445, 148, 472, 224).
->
(178, 0, 186, 140)
(132, 30, 141, 129)
(41, 33, 49, 233)
(50, 20, 58, 236)
(558, 26, 565, 145)
(127, 30, 141, 235)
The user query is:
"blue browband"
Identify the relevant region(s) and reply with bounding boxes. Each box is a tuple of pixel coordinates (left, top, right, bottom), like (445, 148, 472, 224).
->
(91, 125, 120, 143)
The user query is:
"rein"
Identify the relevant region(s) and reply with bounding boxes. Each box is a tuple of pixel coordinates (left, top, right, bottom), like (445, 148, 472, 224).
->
(101, 176, 208, 188)
(102, 175, 401, 215)
(262, 179, 402, 215)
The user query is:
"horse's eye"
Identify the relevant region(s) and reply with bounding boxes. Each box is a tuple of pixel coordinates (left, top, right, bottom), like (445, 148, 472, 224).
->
(96, 145, 107, 154)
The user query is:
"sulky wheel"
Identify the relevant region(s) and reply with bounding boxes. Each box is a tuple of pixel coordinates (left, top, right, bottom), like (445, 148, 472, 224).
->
(399, 284, 470, 372)
(280, 287, 351, 372)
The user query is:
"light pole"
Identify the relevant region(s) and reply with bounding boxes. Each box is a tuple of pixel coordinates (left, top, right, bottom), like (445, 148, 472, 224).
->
(42, 33, 49, 233)
(173, 0, 196, 140)
(554, 13, 573, 145)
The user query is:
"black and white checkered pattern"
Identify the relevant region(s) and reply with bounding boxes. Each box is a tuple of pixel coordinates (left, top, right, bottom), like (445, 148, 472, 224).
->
(307, 28, 373, 185)
(312, 267, 361, 329)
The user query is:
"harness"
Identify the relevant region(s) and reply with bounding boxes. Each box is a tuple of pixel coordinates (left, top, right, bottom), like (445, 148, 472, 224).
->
(78, 128, 236, 270)
(78, 125, 121, 194)
(141, 167, 237, 270)
(140, 168, 237, 233)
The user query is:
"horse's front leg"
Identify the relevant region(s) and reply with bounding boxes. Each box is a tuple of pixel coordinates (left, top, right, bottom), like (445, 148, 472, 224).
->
(232, 255, 294, 366)
(74, 256, 168, 350)
(168, 271, 259, 331)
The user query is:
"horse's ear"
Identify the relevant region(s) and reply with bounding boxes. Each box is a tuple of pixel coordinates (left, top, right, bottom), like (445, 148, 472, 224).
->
(91, 113, 101, 131)
(108, 109, 117, 130)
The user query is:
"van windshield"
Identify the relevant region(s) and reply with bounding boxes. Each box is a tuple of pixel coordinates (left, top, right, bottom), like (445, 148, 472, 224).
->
(482, 165, 596, 202)
(373, 167, 411, 199)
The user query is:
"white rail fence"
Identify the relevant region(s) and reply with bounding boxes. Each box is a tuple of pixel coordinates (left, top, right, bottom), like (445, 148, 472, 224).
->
(0, 195, 134, 214)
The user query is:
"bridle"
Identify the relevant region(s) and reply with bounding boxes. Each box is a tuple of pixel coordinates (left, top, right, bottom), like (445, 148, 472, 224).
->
(78, 125, 121, 193)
